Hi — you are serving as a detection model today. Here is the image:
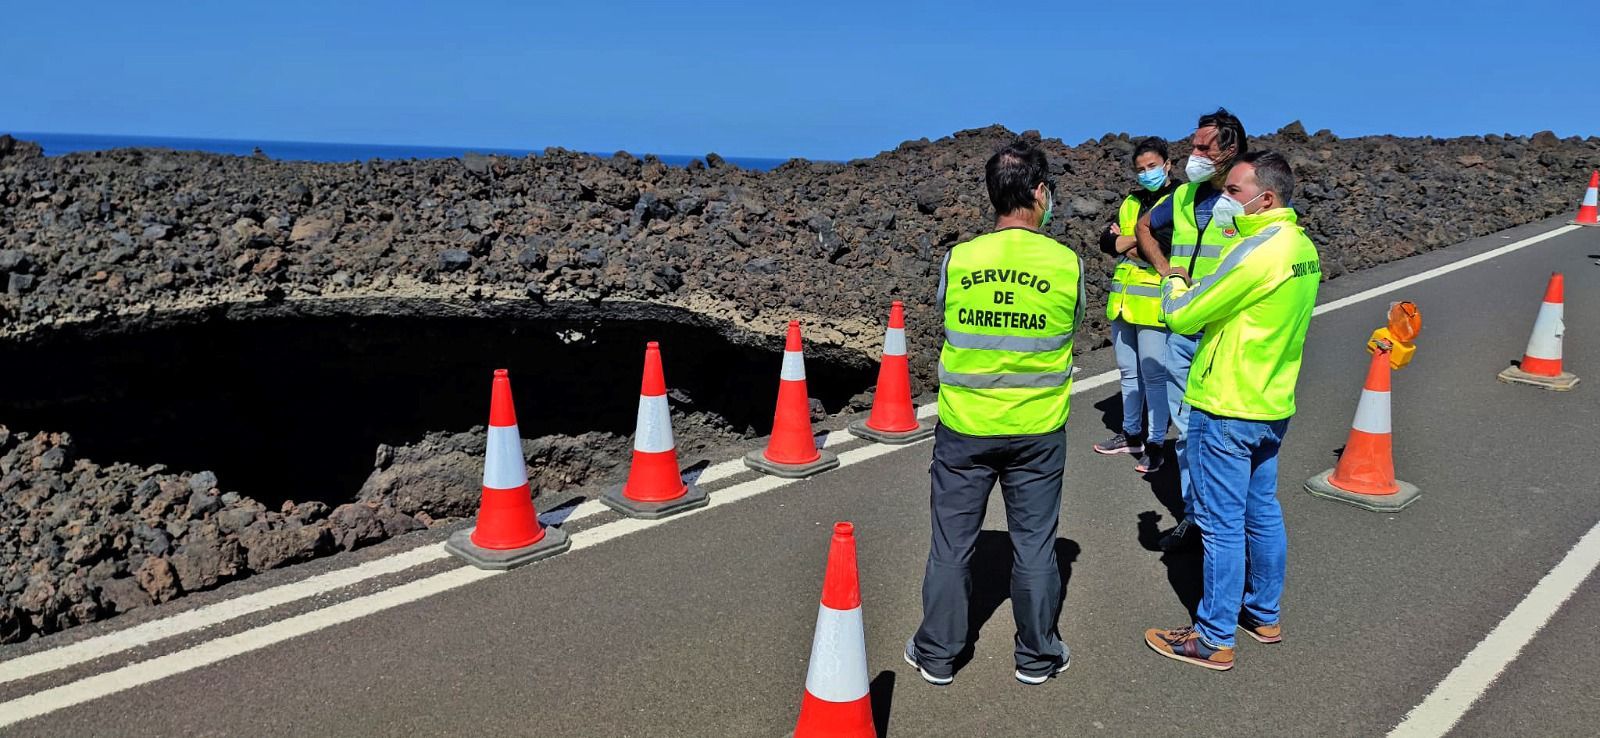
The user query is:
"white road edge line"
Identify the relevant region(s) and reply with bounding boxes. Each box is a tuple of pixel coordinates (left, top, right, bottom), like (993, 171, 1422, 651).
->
(1312, 225, 1576, 317)
(0, 543, 449, 686)
(0, 222, 1575, 721)
(0, 566, 501, 730)
(1387, 519, 1600, 738)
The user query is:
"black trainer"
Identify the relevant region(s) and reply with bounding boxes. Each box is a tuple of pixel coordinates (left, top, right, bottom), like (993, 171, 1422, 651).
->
(1093, 432, 1144, 456)
(1135, 448, 1165, 473)
(1159, 518, 1200, 552)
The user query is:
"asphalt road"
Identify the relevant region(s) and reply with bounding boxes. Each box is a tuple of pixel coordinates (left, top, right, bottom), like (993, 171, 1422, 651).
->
(3, 217, 1598, 737)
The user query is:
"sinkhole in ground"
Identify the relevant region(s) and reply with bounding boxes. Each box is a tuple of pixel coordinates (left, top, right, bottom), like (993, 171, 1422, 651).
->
(0, 305, 878, 510)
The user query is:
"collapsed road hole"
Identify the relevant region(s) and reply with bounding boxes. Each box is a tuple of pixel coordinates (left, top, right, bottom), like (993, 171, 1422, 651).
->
(0, 304, 878, 510)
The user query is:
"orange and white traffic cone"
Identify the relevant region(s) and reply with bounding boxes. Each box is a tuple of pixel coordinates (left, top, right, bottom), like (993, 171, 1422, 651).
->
(445, 369, 570, 569)
(601, 342, 709, 519)
(1498, 273, 1580, 390)
(1305, 349, 1421, 512)
(793, 522, 876, 738)
(1571, 170, 1599, 226)
(745, 321, 840, 478)
(849, 301, 935, 445)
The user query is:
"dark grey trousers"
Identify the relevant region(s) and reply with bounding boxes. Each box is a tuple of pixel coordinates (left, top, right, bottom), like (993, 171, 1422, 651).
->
(912, 423, 1068, 676)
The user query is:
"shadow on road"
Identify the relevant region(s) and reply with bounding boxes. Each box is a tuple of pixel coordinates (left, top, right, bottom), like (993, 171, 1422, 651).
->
(1137, 512, 1203, 618)
(953, 532, 1080, 672)
(1092, 392, 1124, 436)
(870, 670, 895, 737)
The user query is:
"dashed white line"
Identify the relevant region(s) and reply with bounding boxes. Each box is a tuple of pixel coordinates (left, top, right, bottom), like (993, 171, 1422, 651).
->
(1387, 519, 1600, 738)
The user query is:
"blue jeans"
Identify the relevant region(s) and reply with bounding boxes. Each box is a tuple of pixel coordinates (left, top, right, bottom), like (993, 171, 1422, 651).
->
(1187, 407, 1290, 649)
(1111, 319, 1170, 444)
(1166, 331, 1200, 515)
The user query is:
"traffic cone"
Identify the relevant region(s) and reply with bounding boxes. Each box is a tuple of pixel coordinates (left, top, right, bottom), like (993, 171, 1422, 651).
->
(745, 321, 840, 478)
(1571, 170, 1599, 226)
(792, 522, 875, 738)
(445, 369, 570, 569)
(849, 301, 935, 445)
(601, 342, 709, 519)
(1305, 349, 1421, 512)
(1498, 273, 1580, 390)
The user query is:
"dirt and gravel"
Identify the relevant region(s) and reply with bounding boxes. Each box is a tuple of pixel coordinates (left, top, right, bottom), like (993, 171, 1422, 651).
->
(2, 123, 1597, 642)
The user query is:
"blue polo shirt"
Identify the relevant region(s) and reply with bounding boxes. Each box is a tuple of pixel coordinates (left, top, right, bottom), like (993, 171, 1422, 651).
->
(1147, 180, 1223, 238)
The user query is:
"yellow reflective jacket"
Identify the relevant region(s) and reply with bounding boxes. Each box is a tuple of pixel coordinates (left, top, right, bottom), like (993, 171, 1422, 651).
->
(1160, 208, 1320, 420)
(1106, 195, 1166, 326)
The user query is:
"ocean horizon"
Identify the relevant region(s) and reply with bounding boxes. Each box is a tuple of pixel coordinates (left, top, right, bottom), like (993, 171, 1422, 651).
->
(7, 131, 793, 171)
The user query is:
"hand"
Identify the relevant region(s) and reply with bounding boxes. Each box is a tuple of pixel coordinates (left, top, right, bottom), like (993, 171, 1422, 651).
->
(1108, 223, 1122, 236)
(1164, 265, 1191, 282)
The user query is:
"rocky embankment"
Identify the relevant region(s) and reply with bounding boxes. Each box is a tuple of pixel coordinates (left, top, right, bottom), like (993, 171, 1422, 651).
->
(2, 124, 1597, 642)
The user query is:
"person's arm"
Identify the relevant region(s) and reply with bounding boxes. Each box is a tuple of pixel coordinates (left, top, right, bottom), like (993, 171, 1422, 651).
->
(1160, 236, 1281, 335)
(1137, 198, 1173, 273)
(1097, 223, 1120, 256)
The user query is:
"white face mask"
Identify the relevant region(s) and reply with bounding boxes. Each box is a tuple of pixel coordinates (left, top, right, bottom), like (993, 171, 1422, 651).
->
(1211, 191, 1266, 232)
(1185, 155, 1217, 183)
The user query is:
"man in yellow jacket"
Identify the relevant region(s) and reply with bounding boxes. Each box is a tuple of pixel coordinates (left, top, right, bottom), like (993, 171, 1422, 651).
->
(1141, 151, 1320, 671)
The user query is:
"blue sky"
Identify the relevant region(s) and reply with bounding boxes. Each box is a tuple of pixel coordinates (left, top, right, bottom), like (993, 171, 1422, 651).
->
(2, 0, 1592, 160)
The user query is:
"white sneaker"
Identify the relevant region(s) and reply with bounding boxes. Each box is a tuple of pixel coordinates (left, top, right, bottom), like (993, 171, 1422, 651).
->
(903, 637, 954, 686)
(1014, 655, 1071, 685)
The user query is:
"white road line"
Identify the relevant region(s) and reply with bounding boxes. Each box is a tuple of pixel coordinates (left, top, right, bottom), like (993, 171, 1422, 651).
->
(0, 566, 501, 730)
(1313, 225, 1577, 317)
(1387, 519, 1600, 738)
(2, 222, 1576, 722)
(0, 543, 448, 686)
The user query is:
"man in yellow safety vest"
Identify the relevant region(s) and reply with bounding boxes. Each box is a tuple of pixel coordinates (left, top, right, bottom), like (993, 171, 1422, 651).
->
(906, 139, 1083, 688)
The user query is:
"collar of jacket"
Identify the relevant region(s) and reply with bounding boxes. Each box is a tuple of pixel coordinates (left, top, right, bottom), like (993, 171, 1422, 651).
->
(1234, 206, 1299, 237)
(1127, 179, 1179, 207)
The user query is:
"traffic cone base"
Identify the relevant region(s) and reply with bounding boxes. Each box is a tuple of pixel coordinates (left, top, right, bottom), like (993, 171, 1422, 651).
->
(846, 416, 935, 444)
(744, 447, 840, 479)
(1497, 365, 1580, 391)
(444, 524, 570, 571)
(601, 481, 709, 520)
(1304, 470, 1421, 513)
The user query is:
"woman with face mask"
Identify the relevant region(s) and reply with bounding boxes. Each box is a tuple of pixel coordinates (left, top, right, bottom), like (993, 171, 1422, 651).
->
(1094, 137, 1179, 473)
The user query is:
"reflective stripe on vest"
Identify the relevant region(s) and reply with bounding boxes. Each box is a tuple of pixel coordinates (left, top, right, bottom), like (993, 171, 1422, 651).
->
(1171, 244, 1224, 259)
(944, 327, 1074, 352)
(1109, 283, 1162, 297)
(938, 362, 1071, 389)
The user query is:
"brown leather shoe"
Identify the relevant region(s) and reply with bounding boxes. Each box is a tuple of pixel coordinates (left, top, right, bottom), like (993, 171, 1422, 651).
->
(1239, 618, 1282, 644)
(1144, 625, 1235, 671)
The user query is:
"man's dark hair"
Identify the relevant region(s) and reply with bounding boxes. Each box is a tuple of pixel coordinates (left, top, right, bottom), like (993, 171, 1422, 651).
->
(1237, 150, 1294, 203)
(1197, 107, 1248, 159)
(985, 140, 1050, 216)
(1133, 136, 1169, 162)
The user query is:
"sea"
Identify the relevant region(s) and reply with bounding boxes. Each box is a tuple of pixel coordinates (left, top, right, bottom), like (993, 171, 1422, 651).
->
(9, 131, 791, 171)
